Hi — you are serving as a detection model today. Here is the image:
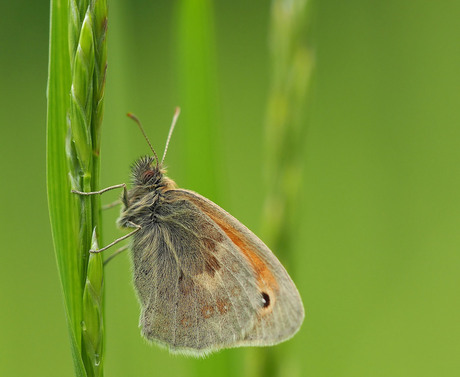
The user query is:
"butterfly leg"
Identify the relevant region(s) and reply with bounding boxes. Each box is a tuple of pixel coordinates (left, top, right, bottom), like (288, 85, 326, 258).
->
(89, 221, 141, 254)
(103, 245, 129, 266)
(72, 183, 127, 196)
(102, 199, 122, 210)
(72, 183, 130, 208)
(72, 185, 137, 256)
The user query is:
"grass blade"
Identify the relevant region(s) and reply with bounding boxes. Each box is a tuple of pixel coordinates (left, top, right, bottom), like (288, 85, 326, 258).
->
(47, 0, 107, 375)
(47, 0, 86, 375)
(256, 0, 313, 376)
(175, 0, 221, 199)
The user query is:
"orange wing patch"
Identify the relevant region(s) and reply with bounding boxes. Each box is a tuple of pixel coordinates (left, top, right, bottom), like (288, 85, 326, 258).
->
(195, 203, 279, 295)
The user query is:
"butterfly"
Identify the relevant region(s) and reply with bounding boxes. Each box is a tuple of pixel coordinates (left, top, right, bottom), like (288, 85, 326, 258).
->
(73, 108, 304, 356)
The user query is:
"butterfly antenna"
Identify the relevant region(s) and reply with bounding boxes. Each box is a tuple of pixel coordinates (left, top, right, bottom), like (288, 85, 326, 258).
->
(162, 107, 181, 164)
(127, 113, 160, 168)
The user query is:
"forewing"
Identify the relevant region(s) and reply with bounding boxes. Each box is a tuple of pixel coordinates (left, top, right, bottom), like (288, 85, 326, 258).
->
(130, 191, 262, 355)
(174, 189, 305, 347)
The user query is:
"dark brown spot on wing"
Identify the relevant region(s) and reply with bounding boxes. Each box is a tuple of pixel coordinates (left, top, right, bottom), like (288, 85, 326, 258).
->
(261, 292, 270, 308)
(189, 200, 279, 293)
(203, 238, 216, 252)
(204, 255, 221, 277)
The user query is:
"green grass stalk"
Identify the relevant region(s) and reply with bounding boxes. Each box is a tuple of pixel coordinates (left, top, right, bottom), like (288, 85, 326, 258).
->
(47, 0, 107, 376)
(175, 0, 220, 199)
(47, 0, 84, 373)
(257, 0, 313, 376)
(263, 0, 312, 254)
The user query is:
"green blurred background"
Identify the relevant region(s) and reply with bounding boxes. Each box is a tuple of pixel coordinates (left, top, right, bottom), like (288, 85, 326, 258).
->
(2, 0, 460, 376)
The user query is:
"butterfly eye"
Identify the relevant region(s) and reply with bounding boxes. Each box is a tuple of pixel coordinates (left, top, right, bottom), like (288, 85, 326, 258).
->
(261, 292, 270, 308)
(141, 170, 155, 183)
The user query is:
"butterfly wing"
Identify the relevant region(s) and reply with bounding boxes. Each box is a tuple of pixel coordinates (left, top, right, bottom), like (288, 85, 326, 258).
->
(130, 188, 304, 355)
(175, 189, 305, 347)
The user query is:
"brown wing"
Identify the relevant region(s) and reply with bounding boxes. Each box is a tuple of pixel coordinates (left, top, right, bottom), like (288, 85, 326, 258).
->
(175, 189, 304, 347)
(130, 189, 304, 356)
(130, 190, 262, 355)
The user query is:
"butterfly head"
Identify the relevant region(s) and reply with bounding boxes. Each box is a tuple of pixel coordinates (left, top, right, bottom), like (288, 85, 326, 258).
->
(131, 155, 176, 192)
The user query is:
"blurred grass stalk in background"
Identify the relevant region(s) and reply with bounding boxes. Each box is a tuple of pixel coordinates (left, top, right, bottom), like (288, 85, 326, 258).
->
(256, 0, 313, 376)
(47, 0, 107, 376)
(175, 0, 221, 199)
(175, 0, 235, 375)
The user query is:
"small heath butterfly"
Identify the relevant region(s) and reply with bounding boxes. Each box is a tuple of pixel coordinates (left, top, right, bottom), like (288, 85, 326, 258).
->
(73, 108, 304, 356)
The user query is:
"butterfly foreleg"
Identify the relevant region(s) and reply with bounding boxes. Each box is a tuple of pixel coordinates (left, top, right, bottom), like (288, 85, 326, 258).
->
(102, 199, 122, 210)
(72, 184, 137, 257)
(72, 183, 130, 207)
(72, 182, 127, 198)
(103, 245, 130, 265)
